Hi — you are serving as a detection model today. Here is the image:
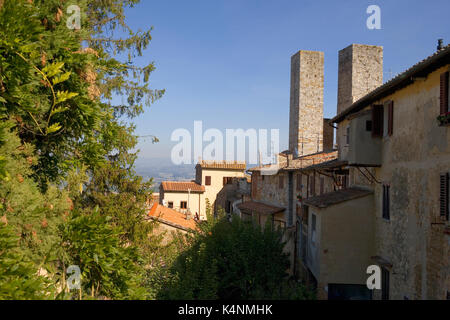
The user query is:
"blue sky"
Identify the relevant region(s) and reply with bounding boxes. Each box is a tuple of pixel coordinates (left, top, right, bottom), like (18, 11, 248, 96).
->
(117, 0, 450, 162)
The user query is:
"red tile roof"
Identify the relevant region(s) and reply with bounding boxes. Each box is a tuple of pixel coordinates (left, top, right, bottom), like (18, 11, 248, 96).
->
(160, 181, 205, 193)
(148, 203, 198, 231)
(248, 150, 338, 172)
(237, 201, 285, 215)
(197, 160, 246, 170)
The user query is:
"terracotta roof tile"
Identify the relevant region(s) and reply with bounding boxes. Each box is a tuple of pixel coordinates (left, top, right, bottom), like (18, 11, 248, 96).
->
(197, 160, 246, 170)
(160, 181, 205, 193)
(303, 187, 373, 208)
(237, 201, 285, 215)
(148, 203, 198, 231)
(248, 150, 338, 172)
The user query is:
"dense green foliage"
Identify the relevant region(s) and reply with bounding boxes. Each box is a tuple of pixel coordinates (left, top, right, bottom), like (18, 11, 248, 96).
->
(159, 210, 314, 300)
(0, 0, 163, 300)
(0, 0, 312, 300)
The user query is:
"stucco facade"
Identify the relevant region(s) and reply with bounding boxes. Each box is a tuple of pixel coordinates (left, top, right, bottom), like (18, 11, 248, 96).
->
(304, 192, 375, 300)
(331, 48, 450, 300)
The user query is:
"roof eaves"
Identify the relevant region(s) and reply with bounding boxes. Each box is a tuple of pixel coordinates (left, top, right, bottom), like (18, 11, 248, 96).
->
(331, 45, 450, 123)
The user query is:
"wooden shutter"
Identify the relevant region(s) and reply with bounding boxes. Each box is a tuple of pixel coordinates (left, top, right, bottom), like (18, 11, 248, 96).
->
(296, 174, 302, 191)
(440, 72, 449, 115)
(388, 101, 394, 136)
(310, 174, 315, 196)
(306, 175, 310, 198)
(279, 175, 284, 189)
(381, 267, 390, 300)
(440, 173, 449, 220)
(372, 104, 384, 137)
(251, 172, 258, 198)
(223, 177, 226, 186)
(320, 177, 324, 195)
(205, 176, 211, 185)
(383, 185, 391, 220)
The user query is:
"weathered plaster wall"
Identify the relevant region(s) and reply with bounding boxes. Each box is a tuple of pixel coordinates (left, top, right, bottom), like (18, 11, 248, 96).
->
(345, 65, 450, 300)
(201, 168, 245, 213)
(160, 191, 204, 220)
(313, 195, 375, 300)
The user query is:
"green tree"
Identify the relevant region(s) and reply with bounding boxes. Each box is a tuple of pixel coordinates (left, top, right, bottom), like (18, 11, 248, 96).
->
(0, 0, 165, 299)
(59, 209, 148, 299)
(159, 206, 313, 300)
(0, 221, 55, 300)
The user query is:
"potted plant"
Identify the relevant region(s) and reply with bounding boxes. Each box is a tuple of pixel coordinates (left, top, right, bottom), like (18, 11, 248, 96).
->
(437, 111, 450, 126)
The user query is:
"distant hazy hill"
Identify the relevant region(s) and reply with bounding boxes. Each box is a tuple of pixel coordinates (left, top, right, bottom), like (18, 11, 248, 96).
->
(134, 157, 196, 191)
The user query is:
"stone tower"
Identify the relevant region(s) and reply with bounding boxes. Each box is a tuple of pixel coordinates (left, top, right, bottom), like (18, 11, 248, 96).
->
(337, 44, 383, 114)
(289, 50, 324, 157)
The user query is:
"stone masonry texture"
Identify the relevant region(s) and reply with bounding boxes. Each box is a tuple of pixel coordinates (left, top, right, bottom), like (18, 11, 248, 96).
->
(337, 44, 383, 114)
(289, 50, 324, 157)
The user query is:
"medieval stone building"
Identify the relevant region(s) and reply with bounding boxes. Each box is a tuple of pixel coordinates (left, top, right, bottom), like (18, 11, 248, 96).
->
(245, 42, 449, 300)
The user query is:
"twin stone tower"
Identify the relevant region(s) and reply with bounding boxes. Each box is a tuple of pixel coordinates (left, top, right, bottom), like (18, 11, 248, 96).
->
(288, 44, 383, 157)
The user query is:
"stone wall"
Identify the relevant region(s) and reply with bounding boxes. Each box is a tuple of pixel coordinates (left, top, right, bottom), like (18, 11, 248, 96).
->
(337, 44, 383, 114)
(345, 65, 450, 300)
(289, 50, 324, 156)
(336, 44, 383, 162)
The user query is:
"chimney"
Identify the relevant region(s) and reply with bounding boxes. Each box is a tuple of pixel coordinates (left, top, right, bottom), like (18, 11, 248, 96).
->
(186, 209, 192, 220)
(288, 50, 324, 157)
(337, 44, 383, 115)
(437, 39, 444, 51)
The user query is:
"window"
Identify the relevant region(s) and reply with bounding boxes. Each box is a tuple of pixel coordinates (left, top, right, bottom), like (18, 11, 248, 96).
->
(440, 72, 449, 115)
(311, 213, 317, 245)
(382, 100, 394, 137)
(342, 175, 348, 189)
(320, 177, 325, 195)
(279, 175, 284, 189)
(272, 218, 286, 230)
(225, 200, 231, 213)
(387, 101, 394, 136)
(382, 184, 390, 220)
(371, 104, 384, 137)
(251, 172, 258, 198)
(381, 267, 390, 300)
(205, 176, 211, 185)
(223, 177, 233, 185)
(296, 174, 302, 191)
(309, 175, 315, 196)
(306, 175, 310, 198)
(440, 173, 449, 220)
(302, 205, 309, 225)
(168, 201, 173, 208)
(296, 204, 302, 217)
(345, 126, 350, 145)
(337, 175, 348, 190)
(366, 120, 372, 132)
(180, 201, 187, 209)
